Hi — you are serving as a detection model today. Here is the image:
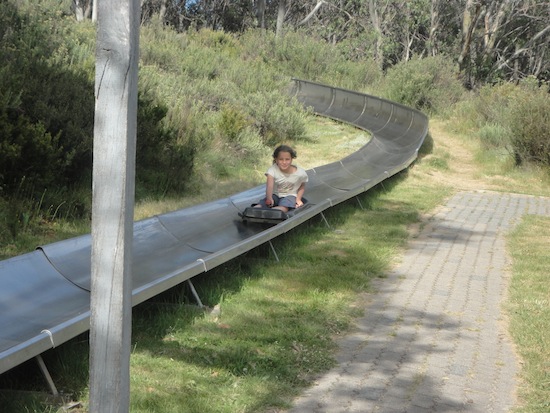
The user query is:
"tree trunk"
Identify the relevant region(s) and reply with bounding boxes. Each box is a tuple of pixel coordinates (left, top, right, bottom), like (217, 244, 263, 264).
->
(368, 0, 384, 69)
(276, 0, 286, 38)
(495, 24, 550, 71)
(428, 0, 440, 56)
(92, 0, 97, 22)
(256, 0, 266, 30)
(159, 0, 168, 24)
(74, 0, 85, 21)
(458, 0, 482, 71)
(482, 0, 509, 60)
(73, 0, 93, 21)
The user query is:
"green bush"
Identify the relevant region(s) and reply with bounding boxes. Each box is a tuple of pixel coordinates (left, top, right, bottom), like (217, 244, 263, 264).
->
(0, 3, 204, 203)
(0, 109, 65, 192)
(450, 81, 519, 135)
(238, 29, 381, 93)
(453, 78, 550, 167)
(139, 26, 312, 177)
(242, 91, 308, 146)
(508, 81, 550, 166)
(0, 1, 95, 195)
(136, 93, 197, 198)
(477, 123, 512, 149)
(218, 103, 253, 142)
(474, 82, 517, 127)
(382, 55, 464, 114)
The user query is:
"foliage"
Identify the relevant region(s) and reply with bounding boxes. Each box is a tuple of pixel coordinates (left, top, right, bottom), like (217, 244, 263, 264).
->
(0, 1, 94, 194)
(138, 24, 312, 184)
(507, 81, 550, 166)
(135, 93, 197, 198)
(238, 29, 382, 92)
(476, 123, 512, 150)
(451, 78, 550, 167)
(147, 0, 550, 86)
(381, 55, 464, 113)
(219, 103, 252, 142)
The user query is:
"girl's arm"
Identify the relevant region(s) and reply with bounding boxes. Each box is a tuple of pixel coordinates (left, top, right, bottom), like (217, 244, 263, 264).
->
(295, 182, 306, 207)
(265, 175, 275, 206)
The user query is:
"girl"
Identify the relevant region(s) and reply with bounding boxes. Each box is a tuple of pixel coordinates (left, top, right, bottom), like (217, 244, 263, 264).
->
(255, 145, 308, 212)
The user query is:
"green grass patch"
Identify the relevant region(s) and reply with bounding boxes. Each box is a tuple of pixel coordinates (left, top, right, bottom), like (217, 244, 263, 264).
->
(424, 156, 449, 171)
(507, 216, 550, 413)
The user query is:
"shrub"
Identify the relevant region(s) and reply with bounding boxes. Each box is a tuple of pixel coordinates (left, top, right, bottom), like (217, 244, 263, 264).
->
(330, 57, 383, 93)
(135, 93, 197, 198)
(474, 82, 517, 127)
(218, 103, 253, 142)
(238, 29, 381, 93)
(382, 55, 464, 114)
(456, 78, 550, 167)
(0, 1, 95, 195)
(242, 91, 308, 146)
(450, 81, 519, 135)
(508, 81, 550, 166)
(477, 123, 512, 149)
(0, 108, 65, 193)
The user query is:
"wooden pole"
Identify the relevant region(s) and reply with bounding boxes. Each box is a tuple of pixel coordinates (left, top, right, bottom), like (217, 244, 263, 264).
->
(89, 0, 139, 411)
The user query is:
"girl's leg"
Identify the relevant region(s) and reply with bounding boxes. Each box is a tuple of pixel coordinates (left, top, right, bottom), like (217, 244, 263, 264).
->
(274, 196, 296, 213)
(273, 206, 289, 212)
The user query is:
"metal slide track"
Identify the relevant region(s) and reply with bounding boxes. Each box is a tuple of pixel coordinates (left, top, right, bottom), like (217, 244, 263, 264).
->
(0, 79, 428, 375)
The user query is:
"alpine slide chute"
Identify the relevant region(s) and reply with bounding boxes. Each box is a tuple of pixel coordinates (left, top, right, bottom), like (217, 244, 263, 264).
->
(0, 79, 429, 391)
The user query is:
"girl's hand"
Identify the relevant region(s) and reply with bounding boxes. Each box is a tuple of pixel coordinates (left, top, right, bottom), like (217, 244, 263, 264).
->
(265, 198, 274, 207)
(295, 199, 303, 208)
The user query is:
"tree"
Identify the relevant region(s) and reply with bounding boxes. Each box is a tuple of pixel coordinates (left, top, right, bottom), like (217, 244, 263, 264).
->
(71, 0, 549, 84)
(490, 0, 550, 81)
(255, 0, 266, 29)
(276, 0, 286, 38)
(73, 0, 92, 21)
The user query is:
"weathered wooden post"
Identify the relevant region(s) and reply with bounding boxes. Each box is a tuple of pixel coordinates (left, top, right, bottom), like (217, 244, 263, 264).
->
(89, 0, 139, 411)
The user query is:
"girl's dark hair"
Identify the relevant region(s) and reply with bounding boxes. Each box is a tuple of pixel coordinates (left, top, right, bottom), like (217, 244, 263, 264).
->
(273, 145, 297, 160)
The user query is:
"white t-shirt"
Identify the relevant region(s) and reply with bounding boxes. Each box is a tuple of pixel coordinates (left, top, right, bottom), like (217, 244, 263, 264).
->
(266, 164, 308, 197)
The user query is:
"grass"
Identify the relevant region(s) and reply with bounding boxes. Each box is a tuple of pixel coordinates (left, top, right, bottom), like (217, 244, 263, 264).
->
(0, 115, 549, 412)
(127, 177, 439, 413)
(507, 216, 550, 413)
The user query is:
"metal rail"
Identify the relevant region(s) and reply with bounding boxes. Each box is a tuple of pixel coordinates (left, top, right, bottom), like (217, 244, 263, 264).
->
(0, 79, 428, 377)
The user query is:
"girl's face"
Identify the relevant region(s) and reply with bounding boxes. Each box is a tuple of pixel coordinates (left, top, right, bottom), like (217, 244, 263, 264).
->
(275, 151, 293, 172)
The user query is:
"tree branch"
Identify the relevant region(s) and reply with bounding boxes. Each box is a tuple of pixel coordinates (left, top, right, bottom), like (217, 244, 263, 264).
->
(297, 0, 325, 26)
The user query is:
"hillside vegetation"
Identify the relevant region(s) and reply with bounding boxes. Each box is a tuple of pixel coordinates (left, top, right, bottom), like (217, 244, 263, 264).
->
(2, 1, 548, 260)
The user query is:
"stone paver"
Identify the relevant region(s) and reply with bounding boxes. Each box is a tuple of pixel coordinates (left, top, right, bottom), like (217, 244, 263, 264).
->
(285, 191, 550, 413)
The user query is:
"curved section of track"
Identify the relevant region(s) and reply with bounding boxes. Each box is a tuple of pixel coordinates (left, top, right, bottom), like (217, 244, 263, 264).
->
(0, 79, 428, 375)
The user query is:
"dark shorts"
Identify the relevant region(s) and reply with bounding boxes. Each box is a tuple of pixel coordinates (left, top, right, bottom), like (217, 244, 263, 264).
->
(258, 194, 297, 209)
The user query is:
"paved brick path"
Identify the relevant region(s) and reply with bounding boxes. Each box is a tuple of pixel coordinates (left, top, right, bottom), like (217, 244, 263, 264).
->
(286, 191, 550, 413)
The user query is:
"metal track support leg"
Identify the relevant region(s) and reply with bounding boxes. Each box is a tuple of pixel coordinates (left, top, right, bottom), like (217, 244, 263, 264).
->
(268, 240, 280, 262)
(355, 196, 364, 210)
(187, 279, 204, 308)
(320, 211, 331, 229)
(36, 354, 59, 396)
